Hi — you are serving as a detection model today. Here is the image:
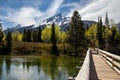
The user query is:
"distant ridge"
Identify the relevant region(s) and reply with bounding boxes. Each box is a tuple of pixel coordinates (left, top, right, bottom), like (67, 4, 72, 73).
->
(4, 13, 97, 34)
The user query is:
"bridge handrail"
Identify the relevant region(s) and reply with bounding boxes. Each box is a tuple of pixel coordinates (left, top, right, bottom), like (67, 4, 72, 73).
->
(97, 49, 120, 61)
(96, 48, 120, 74)
(75, 49, 91, 80)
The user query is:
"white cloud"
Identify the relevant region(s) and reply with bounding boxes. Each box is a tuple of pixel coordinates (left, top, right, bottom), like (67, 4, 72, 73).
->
(6, 7, 42, 26)
(0, 7, 42, 26)
(67, 0, 120, 23)
(0, 0, 63, 27)
(65, 0, 94, 17)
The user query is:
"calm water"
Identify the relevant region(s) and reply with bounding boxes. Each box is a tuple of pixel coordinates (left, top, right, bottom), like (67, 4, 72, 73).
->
(0, 55, 82, 80)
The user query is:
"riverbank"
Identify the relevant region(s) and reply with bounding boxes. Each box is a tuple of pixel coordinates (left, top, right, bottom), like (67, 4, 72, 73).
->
(0, 41, 87, 57)
(11, 42, 69, 55)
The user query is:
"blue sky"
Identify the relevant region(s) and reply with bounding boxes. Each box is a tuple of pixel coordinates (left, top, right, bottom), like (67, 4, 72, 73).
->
(0, 0, 120, 29)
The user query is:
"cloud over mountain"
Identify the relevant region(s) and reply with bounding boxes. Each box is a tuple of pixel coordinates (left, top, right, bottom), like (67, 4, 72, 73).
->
(0, 0, 63, 28)
(0, 0, 120, 29)
(66, 0, 120, 22)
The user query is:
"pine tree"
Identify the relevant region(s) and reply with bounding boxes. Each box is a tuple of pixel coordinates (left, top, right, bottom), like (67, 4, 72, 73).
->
(97, 17, 102, 48)
(50, 23, 59, 56)
(37, 26, 42, 42)
(104, 12, 111, 49)
(97, 17, 105, 49)
(22, 29, 27, 42)
(68, 10, 85, 56)
(105, 12, 109, 27)
(0, 20, 4, 51)
(32, 30, 37, 42)
(26, 29, 32, 42)
(6, 31, 12, 53)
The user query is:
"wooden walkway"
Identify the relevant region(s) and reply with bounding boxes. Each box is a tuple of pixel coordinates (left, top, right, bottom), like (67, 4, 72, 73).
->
(91, 52, 120, 80)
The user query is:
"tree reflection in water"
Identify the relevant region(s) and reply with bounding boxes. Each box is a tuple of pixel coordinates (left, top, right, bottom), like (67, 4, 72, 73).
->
(0, 56, 3, 80)
(0, 55, 82, 80)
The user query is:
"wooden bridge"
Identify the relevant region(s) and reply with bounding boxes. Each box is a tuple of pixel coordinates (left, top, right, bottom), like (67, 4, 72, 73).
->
(69, 48, 120, 80)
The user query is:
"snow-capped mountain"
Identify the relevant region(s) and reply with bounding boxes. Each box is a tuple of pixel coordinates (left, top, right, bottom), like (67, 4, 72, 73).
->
(4, 24, 35, 34)
(41, 13, 71, 26)
(4, 13, 96, 34)
(7, 24, 22, 31)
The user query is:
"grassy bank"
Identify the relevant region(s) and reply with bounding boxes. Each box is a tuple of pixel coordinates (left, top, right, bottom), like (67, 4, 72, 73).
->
(11, 42, 70, 55)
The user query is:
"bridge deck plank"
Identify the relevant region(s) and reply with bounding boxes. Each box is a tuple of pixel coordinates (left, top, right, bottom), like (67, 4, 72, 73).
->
(92, 53, 120, 80)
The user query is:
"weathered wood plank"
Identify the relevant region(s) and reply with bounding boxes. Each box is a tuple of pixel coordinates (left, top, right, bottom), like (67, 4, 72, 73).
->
(92, 53, 120, 80)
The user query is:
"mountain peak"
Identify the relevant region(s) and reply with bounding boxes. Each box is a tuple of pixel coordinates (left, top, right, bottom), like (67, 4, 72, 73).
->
(41, 13, 70, 26)
(16, 24, 22, 28)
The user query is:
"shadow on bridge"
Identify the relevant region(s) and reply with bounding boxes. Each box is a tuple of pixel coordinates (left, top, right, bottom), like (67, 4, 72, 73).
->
(90, 50, 98, 80)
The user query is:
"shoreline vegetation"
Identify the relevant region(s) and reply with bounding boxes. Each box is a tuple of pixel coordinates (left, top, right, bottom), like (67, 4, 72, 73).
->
(11, 42, 68, 55)
(10, 42, 86, 57)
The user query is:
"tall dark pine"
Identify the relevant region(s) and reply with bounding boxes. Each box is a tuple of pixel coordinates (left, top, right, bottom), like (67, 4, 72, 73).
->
(97, 17, 104, 49)
(0, 20, 4, 51)
(37, 26, 42, 42)
(32, 30, 37, 42)
(22, 29, 27, 42)
(105, 12, 109, 27)
(104, 12, 110, 49)
(6, 31, 12, 53)
(26, 29, 32, 42)
(50, 23, 59, 56)
(68, 10, 85, 56)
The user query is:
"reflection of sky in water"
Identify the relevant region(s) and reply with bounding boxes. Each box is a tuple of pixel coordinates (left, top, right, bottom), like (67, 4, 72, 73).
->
(0, 56, 81, 80)
(2, 65, 50, 80)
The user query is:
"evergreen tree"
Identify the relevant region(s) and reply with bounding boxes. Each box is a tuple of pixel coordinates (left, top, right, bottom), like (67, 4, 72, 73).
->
(22, 29, 27, 42)
(6, 31, 12, 53)
(26, 29, 32, 42)
(97, 17, 105, 49)
(104, 12, 110, 49)
(68, 10, 85, 56)
(50, 23, 59, 56)
(105, 12, 109, 27)
(32, 30, 37, 42)
(0, 20, 4, 50)
(37, 26, 42, 42)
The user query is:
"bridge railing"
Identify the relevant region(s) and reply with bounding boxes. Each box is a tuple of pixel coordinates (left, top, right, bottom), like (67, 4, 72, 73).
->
(96, 48, 120, 75)
(75, 49, 91, 80)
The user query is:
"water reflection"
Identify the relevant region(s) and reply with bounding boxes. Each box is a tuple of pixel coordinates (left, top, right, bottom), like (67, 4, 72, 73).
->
(5, 57, 11, 74)
(0, 55, 82, 80)
(0, 56, 3, 79)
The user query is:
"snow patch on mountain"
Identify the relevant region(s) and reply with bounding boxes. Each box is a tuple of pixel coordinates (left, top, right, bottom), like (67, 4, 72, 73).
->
(40, 13, 71, 26)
